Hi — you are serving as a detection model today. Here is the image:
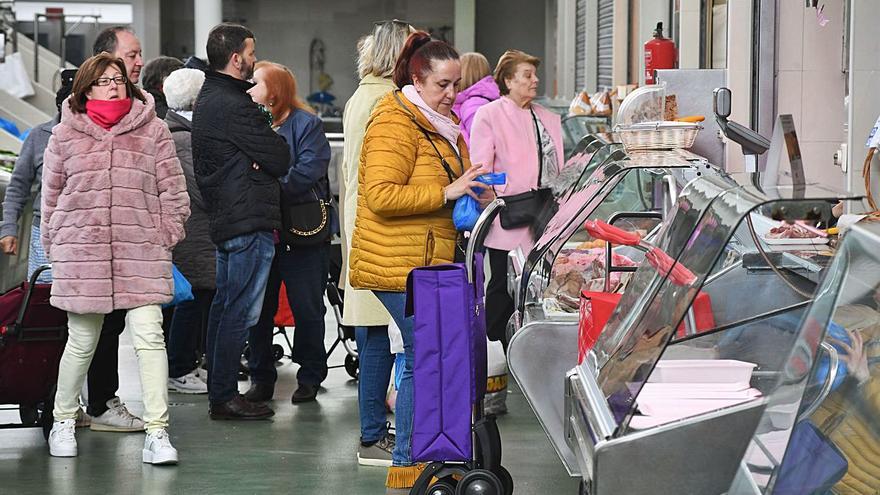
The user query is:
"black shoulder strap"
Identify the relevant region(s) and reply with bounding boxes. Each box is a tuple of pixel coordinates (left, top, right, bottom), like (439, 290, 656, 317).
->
(392, 90, 463, 184)
(530, 107, 544, 187)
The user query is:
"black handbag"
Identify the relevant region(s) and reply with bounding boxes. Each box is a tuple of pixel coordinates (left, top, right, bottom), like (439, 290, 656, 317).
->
(279, 189, 332, 247)
(499, 108, 554, 230)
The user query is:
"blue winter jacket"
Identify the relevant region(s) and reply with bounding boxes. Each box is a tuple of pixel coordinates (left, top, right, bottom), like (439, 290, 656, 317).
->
(276, 108, 338, 235)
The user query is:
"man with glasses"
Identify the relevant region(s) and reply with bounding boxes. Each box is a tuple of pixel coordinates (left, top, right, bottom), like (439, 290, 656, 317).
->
(192, 23, 290, 420)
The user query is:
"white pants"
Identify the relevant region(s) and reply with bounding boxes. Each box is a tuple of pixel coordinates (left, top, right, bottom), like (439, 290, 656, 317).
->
(54, 305, 169, 432)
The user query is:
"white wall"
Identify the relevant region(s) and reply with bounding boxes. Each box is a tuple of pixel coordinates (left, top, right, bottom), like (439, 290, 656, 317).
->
(848, 0, 880, 204)
(775, 0, 847, 190)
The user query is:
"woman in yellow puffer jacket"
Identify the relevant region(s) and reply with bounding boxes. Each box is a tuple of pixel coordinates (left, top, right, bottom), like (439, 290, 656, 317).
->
(349, 31, 491, 489)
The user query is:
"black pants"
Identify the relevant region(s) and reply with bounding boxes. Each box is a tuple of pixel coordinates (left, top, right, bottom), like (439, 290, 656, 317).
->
(248, 244, 330, 387)
(86, 309, 125, 417)
(486, 248, 513, 349)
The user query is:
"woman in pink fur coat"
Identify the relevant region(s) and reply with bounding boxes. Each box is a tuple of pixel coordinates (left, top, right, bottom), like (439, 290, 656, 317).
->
(40, 53, 190, 464)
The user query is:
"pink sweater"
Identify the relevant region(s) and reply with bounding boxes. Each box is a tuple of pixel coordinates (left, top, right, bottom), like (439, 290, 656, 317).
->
(41, 94, 190, 314)
(469, 96, 565, 252)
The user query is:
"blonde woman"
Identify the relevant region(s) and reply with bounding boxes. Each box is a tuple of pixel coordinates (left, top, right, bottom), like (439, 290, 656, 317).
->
(340, 19, 413, 468)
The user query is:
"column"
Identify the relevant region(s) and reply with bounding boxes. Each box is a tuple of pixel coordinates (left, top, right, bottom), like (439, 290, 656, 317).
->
(455, 0, 475, 53)
(195, 0, 223, 60)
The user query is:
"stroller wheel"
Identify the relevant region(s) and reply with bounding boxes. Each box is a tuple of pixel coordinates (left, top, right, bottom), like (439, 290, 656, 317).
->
(344, 354, 359, 379)
(272, 344, 285, 361)
(243, 344, 251, 360)
(456, 469, 503, 495)
(495, 466, 514, 495)
(428, 477, 458, 495)
(19, 405, 39, 426)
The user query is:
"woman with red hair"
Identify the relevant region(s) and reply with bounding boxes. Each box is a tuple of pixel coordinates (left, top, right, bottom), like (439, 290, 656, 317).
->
(245, 61, 334, 404)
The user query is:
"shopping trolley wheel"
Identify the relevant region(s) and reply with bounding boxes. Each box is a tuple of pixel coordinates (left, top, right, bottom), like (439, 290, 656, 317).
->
(456, 469, 503, 495)
(344, 354, 359, 379)
(272, 344, 285, 361)
(427, 477, 458, 495)
(495, 466, 513, 495)
(19, 405, 39, 426)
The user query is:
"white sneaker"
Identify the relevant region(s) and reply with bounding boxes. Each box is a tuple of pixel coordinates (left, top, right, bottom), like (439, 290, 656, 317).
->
(168, 372, 208, 394)
(143, 429, 179, 465)
(90, 397, 145, 432)
(195, 366, 208, 383)
(48, 419, 77, 457)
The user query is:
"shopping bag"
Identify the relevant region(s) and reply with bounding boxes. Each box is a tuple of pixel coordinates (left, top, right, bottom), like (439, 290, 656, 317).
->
(406, 254, 486, 462)
(773, 421, 848, 494)
(453, 173, 506, 232)
(484, 338, 509, 415)
(0, 53, 35, 98)
(165, 265, 194, 307)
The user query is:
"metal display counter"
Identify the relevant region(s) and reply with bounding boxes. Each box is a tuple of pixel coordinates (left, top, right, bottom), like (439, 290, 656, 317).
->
(554, 182, 858, 494)
(506, 149, 735, 477)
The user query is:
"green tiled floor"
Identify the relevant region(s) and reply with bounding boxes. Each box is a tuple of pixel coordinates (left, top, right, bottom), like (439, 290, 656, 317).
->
(0, 316, 579, 494)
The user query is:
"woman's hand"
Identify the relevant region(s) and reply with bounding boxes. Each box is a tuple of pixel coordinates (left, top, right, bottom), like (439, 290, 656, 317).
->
(830, 328, 870, 384)
(0, 236, 18, 255)
(444, 166, 489, 202)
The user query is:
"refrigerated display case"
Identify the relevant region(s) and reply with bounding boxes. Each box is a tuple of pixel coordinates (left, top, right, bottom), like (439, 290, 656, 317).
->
(554, 182, 859, 494)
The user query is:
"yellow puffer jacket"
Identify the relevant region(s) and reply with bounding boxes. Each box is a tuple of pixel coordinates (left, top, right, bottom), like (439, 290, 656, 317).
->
(349, 90, 472, 292)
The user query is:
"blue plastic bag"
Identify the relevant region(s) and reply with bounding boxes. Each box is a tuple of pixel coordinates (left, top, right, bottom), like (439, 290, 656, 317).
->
(453, 172, 506, 231)
(164, 265, 194, 308)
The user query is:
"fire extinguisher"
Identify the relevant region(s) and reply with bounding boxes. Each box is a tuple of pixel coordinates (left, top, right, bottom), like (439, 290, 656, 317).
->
(644, 22, 676, 85)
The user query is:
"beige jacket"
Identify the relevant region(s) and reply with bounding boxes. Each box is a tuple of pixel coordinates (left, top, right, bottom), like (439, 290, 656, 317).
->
(340, 75, 395, 326)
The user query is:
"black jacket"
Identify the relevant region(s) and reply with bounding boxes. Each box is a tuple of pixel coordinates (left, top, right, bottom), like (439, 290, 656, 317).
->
(165, 110, 216, 289)
(191, 71, 290, 243)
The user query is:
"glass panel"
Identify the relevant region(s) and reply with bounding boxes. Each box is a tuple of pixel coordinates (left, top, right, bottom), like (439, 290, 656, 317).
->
(591, 183, 859, 430)
(518, 151, 721, 323)
(729, 221, 880, 494)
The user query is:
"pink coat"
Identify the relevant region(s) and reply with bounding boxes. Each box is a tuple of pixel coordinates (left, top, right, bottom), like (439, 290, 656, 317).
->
(469, 96, 565, 252)
(452, 76, 500, 146)
(41, 94, 190, 314)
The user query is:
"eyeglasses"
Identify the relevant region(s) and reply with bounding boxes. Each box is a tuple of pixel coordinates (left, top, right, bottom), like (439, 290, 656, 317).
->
(374, 19, 410, 28)
(93, 75, 127, 87)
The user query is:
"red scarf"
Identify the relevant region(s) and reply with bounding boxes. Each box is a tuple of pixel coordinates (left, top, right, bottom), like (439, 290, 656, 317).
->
(85, 98, 132, 130)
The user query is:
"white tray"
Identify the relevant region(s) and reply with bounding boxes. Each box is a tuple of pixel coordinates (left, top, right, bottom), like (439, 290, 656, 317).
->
(647, 359, 757, 384)
(761, 236, 829, 245)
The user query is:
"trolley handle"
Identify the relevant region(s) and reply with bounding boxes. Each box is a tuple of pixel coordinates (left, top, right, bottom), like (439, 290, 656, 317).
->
(6, 264, 53, 339)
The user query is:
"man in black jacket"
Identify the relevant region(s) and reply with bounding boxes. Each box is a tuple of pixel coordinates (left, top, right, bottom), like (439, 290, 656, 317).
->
(192, 23, 290, 420)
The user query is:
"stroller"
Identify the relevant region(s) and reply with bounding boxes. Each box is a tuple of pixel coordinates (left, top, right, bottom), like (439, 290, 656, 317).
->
(0, 265, 67, 439)
(409, 199, 511, 495)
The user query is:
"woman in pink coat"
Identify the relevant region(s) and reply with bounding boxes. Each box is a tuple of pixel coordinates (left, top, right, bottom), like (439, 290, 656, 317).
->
(41, 53, 190, 463)
(452, 52, 499, 146)
(470, 50, 564, 348)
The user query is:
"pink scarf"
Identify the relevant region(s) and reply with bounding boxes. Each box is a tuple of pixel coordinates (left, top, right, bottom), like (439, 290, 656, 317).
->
(402, 85, 461, 154)
(85, 98, 132, 130)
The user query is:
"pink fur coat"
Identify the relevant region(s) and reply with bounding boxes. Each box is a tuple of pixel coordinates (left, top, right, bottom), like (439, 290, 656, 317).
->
(41, 93, 190, 314)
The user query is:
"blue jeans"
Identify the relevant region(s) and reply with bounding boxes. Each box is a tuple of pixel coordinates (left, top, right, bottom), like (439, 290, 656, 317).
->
(167, 289, 214, 378)
(373, 291, 414, 467)
(248, 244, 329, 387)
(356, 325, 393, 443)
(206, 231, 275, 404)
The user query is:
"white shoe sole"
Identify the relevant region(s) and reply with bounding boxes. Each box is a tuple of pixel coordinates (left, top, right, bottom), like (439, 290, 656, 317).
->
(143, 449, 178, 465)
(49, 446, 77, 457)
(90, 422, 144, 433)
(357, 452, 393, 467)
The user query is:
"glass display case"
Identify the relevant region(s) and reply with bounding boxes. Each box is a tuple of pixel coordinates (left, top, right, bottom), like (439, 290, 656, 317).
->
(505, 150, 733, 476)
(560, 182, 859, 495)
(561, 115, 612, 159)
(727, 219, 880, 495)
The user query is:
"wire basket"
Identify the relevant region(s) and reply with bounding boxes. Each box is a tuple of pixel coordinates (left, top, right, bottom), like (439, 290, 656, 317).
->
(615, 121, 702, 152)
